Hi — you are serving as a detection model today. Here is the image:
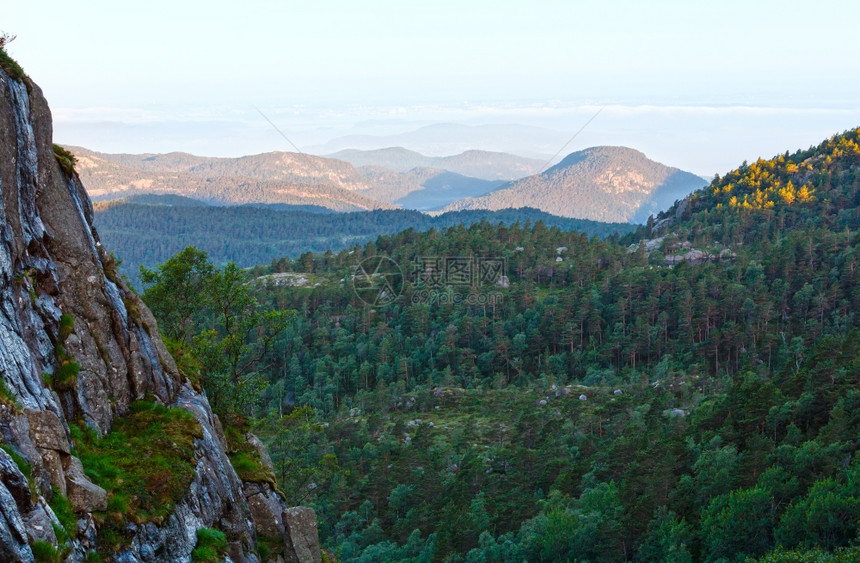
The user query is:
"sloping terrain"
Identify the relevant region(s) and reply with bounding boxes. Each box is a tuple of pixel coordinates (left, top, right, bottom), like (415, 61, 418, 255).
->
(92, 202, 636, 282)
(357, 166, 503, 209)
(237, 127, 860, 562)
(0, 52, 319, 561)
(73, 146, 522, 212)
(444, 146, 706, 223)
(71, 146, 396, 212)
(329, 147, 542, 180)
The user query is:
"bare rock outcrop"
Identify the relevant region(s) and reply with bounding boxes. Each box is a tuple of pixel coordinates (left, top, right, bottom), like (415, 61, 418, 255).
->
(63, 456, 107, 512)
(0, 60, 319, 561)
(284, 507, 322, 563)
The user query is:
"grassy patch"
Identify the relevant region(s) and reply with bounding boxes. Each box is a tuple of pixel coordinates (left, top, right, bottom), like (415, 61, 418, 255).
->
(163, 336, 203, 391)
(0, 444, 31, 477)
(31, 541, 61, 563)
(47, 487, 76, 541)
(59, 313, 74, 340)
(70, 400, 203, 553)
(52, 361, 79, 392)
(222, 415, 278, 488)
(257, 534, 285, 561)
(0, 48, 25, 82)
(191, 527, 227, 563)
(48, 313, 79, 392)
(53, 144, 77, 177)
(0, 379, 21, 410)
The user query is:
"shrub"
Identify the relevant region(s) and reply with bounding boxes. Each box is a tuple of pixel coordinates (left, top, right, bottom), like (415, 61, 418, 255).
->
(48, 313, 79, 391)
(0, 40, 25, 82)
(53, 144, 77, 177)
(53, 360, 79, 391)
(257, 535, 285, 561)
(0, 32, 16, 49)
(121, 295, 142, 325)
(102, 252, 122, 285)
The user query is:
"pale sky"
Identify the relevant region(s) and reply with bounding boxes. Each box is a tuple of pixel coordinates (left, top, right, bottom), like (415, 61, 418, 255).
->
(4, 0, 860, 175)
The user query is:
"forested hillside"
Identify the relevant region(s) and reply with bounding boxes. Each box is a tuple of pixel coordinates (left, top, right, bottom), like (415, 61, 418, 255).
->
(93, 203, 636, 282)
(139, 128, 860, 562)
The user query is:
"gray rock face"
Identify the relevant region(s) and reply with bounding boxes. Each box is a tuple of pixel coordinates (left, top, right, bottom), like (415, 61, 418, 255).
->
(284, 507, 321, 563)
(27, 411, 68, 453)
(0, 448, 32, 511)
(246, 433, 275, 472)
(22, 501, 57, 545)
(246, 482, 286, 538)
(243, 479, 322, 563)
(0, 65, 320, 561)
(38, 448, 65, 496)
(0, 450, 34, 562)
(64, 456, 107, 512)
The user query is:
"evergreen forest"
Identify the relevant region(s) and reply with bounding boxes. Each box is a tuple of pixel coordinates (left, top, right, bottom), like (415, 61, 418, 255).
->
(137, 128, 860, 562)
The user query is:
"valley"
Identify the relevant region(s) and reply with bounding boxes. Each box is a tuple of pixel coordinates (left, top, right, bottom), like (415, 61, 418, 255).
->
(1, 29, 859, 563)
(92, 202, 636, 284)
(135, 128, 860, 561)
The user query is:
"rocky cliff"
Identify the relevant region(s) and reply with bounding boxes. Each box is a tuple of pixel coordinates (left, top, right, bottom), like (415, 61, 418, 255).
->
(0, 58, 319, 561)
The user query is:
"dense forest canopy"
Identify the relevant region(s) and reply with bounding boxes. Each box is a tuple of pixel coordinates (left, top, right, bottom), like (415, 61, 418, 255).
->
(93, 204, 635, 284)
(139, 128, 860, 562)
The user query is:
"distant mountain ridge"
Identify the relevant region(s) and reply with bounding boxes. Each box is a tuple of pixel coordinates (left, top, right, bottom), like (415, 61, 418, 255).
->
(329, 147, 543, 180)
(444, 146, 707, 223)
(308, 122, 567, 157)
(393, 169, 505, 210)
(72, 145, 706, 220)
(356, 166, 504, 210)
(71, 146, 523, 212)
(71, 146, 397, 212)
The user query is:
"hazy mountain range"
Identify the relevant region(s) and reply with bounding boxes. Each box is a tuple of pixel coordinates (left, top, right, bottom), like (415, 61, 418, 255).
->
(355, 166, 504, 210)
(71, 146, 395, 211)
(71, 146, 516, 212)
(329, 147, 543, 180)
(71, 144, 705, 222)
(307, 123, 567, 157)
(443, 146, 708, 223)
